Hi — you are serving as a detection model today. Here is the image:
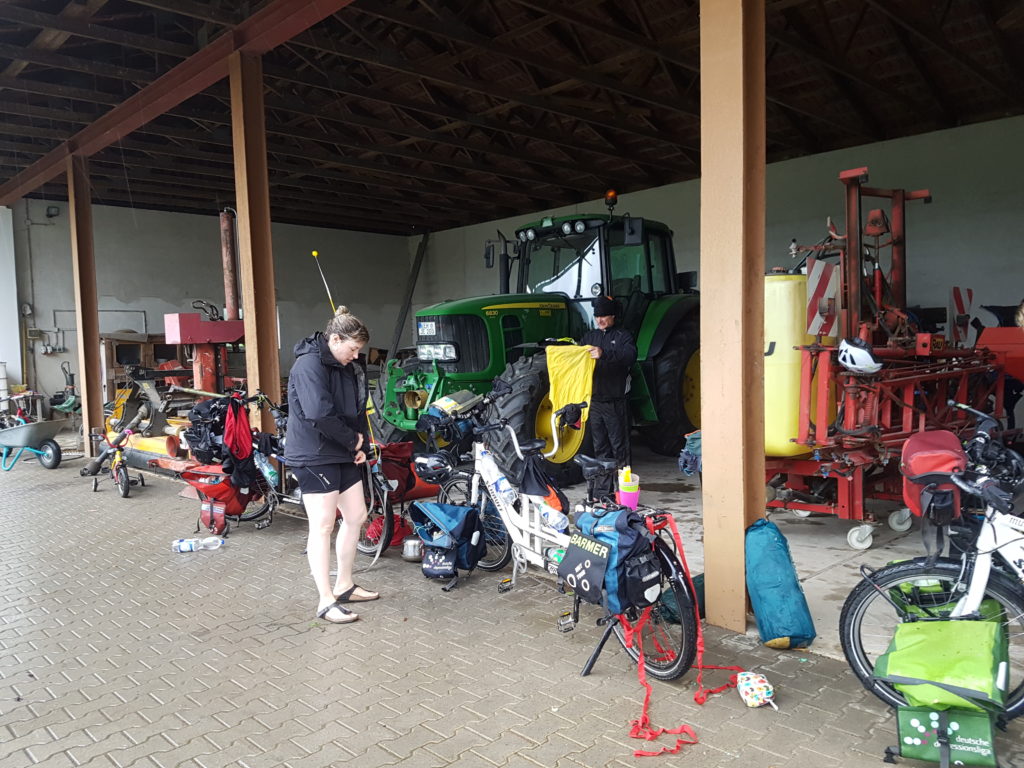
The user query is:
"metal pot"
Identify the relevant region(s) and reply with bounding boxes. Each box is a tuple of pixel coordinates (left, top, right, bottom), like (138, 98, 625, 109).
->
(401, 536, 423, 562)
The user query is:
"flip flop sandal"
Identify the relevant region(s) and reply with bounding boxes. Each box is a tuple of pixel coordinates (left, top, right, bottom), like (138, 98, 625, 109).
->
(334, 583, 380, 603)
(316, 601, 358, 624)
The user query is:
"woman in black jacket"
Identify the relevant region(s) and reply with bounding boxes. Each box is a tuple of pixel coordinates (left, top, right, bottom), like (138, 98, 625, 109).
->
(286, 306, 379, 624)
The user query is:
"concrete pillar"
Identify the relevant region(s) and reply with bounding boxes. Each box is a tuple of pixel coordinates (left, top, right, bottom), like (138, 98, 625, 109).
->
(699, 0, 766, 632)
(67, 155, 103, 453)
(230, 51, 281, 428)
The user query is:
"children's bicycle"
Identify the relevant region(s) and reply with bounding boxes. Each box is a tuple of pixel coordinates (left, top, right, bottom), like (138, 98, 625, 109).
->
(839, 401, 1024, 723)
(82, 405, 149, 497)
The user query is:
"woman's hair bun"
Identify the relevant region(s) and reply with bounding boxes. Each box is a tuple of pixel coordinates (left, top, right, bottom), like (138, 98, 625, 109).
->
(335, 305, 350, 316)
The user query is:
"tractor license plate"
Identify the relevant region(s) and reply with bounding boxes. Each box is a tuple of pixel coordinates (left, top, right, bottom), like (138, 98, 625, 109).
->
(417, 321, 436, 336)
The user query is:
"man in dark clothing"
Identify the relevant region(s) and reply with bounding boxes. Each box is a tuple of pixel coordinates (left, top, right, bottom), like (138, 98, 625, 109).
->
(581, 295, 637, 482)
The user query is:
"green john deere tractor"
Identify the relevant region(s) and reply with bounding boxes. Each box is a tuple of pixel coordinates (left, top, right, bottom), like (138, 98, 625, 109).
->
(374, 203, 701, 483)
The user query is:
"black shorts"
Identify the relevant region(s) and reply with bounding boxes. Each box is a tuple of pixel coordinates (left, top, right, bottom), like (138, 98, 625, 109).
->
(295, 463, 362, 495)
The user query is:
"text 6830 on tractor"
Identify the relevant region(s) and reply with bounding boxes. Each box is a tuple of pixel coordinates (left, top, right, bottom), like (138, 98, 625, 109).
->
(373, 191, 701, 483)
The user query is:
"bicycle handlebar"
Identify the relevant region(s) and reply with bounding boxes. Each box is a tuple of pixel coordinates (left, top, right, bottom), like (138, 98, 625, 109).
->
(950, 472, 1015, 514)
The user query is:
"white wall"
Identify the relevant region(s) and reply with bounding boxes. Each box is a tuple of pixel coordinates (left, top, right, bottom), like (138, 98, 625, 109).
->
(9, 200, 409, 397)
(413, 116, 1024, 320)
(8, 116, 1024, 398)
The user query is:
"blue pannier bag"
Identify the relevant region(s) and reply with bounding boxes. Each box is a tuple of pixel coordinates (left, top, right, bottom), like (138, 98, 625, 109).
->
(410, 502, 486, 591)
(564, 505, 660, 615)
(745, 518, 815, 649)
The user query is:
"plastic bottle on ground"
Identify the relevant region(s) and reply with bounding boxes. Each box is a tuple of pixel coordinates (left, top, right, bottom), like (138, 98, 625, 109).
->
(172, 536, 225, 553)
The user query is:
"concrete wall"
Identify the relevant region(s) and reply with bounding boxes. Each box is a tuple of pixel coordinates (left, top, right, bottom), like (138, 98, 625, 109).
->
(8, 200, 408, 396)
(412, 116, 1024, 322)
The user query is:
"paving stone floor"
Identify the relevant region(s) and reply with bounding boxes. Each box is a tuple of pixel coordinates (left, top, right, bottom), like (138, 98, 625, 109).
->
(2, 444, 1022, 767)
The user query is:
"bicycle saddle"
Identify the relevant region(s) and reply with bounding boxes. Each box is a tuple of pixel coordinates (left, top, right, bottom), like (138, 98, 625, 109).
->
(519, 438, 548, 455)
(574, 454, 618, 473)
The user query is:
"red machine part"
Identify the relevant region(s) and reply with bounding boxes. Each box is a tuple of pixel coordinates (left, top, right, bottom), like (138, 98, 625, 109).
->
(766, 168, 1005, 525)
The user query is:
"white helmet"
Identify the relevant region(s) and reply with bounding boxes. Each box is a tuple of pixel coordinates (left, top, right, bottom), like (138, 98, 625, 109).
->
(837, 338, 882, 374)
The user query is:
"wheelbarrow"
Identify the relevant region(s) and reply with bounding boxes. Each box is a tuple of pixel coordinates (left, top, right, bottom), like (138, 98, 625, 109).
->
(0, 419, 64, 471)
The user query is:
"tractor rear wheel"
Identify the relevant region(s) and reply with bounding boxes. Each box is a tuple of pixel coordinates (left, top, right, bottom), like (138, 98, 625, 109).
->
(486, 353, 589, 487)
(640, 322, 700, 456)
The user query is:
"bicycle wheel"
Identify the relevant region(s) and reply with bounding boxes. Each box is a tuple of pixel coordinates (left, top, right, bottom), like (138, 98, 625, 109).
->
(612, 541, 698, 681)
(840, 557, 1024, 720)
(115, 464, 131, 498)
(438, 474, 512, 571)
(356, 474, 394, 556)
(239, 476, 276, 521)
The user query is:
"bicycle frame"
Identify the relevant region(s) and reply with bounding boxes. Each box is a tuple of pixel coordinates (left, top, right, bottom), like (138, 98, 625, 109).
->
(468, 412, 575, 584)
(952, 507, 1024, 617)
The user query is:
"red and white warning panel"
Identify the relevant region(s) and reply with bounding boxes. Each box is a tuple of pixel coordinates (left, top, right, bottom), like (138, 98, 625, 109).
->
(805, 257, 839, 336)
(948, 286, 974, 345)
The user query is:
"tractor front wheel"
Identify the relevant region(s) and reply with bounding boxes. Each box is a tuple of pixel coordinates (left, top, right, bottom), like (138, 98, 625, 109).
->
(640, 324, 700, 456)
(486, 353, 589, 487)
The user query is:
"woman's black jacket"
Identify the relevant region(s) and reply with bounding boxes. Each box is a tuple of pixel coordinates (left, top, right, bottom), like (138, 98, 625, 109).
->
(284, 332, 369, 467)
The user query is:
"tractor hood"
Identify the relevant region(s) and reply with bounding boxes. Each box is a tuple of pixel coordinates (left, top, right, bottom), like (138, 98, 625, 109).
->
(416, 292, 572, 316)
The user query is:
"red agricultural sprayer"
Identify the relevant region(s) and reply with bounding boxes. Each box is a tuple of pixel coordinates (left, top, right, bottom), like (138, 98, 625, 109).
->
(763, 167, 1022, 549)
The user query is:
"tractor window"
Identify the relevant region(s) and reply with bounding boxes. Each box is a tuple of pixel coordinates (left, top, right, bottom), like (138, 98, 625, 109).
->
(608, 226, 672, 296)
(647, 230, 671, 294)
(525, 233, 601, 298)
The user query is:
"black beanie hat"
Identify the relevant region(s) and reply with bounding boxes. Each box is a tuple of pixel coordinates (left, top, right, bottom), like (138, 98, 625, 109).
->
(593, 295, 619, 317)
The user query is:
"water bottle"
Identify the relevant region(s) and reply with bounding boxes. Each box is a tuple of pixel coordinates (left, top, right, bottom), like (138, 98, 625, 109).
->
(492, 475, 517, 506)
(539, 502, 569, 532)
(253, 451, 280, 485)
(172, 536, 224, 553)
(544, 547, 566, 565)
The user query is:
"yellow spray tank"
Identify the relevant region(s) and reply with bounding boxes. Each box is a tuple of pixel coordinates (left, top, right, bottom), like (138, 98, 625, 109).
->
(763, 274, 836, 457)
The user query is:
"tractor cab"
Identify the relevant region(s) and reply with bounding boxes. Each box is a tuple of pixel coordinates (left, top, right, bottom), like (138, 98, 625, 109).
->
(490, 206, 687, 339)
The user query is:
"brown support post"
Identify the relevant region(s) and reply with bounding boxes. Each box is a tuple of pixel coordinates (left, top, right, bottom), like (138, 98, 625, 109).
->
(699, 0, 766, 632)
(230, 51, 280, 430)
(220, 209, 239, 321)
(66, 155, 103, 455)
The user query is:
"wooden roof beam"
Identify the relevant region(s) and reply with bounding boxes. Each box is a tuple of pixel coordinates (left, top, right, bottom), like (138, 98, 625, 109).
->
(865, 0, 1023, 106)
(0, 0, 360, 205)
(0, 5, 193, 58)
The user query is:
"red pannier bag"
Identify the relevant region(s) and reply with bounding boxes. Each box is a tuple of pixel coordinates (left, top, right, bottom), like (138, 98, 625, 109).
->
(900, 430, 967, 524)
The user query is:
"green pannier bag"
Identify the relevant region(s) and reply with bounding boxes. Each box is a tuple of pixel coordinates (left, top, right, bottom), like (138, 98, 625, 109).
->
(873, 619, 1008, 713)
(895, 706, 997, 767)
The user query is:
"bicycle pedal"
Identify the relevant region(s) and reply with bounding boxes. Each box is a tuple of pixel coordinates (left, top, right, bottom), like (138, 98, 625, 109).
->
(556, 611, 576, 633)
(498, 578, 514, 593)
(254, 519, 271, 530)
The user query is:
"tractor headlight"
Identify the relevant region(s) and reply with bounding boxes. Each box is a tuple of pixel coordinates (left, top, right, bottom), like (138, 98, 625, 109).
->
(561, 222, 572, 235)
(574, 220, 586, 233)
(526, 228, 536, 241)
(517, 230, 528, 242)
(416, 343, 458, 361)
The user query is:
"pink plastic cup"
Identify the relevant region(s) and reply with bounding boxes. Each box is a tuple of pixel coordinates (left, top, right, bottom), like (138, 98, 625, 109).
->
(616, 489, 640, 510)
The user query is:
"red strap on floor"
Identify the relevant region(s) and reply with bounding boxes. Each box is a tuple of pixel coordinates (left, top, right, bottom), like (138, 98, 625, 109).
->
(647, 514, 744, 706)
(620, 609, 699, 757)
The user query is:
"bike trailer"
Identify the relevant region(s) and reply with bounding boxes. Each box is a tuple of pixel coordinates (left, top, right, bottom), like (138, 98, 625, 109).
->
(874, 619, 1007, 766)
(900, 430, 967, 525)
(745, 519, 815, 649)
(409, 502, 486, 591)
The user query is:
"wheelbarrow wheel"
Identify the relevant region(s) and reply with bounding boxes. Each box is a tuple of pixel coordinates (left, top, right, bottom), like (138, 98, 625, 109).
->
(37, 439, 62, 470)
